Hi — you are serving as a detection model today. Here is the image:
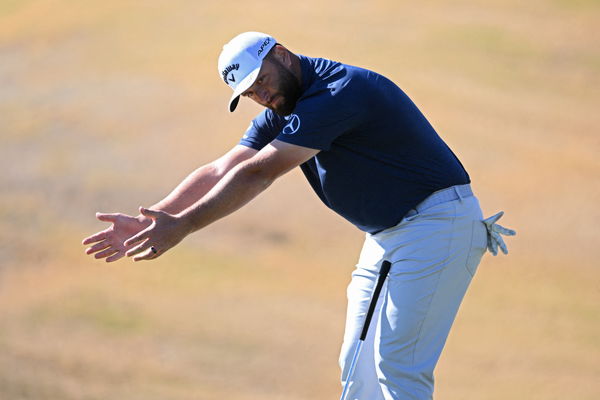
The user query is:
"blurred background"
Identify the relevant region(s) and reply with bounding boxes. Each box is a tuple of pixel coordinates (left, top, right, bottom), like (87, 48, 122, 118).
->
(1, 0, 598, 399)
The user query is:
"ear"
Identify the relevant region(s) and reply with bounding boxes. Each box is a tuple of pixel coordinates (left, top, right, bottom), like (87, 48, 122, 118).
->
(272, 44, 292, 68)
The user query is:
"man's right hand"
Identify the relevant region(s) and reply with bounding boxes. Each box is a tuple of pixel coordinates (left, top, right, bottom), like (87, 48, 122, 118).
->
(82, 212, 152, 262)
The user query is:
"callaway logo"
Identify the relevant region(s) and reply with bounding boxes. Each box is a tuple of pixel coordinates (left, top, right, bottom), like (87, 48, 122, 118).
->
(221, 63, 239, 84)
(257, 38, 271, 57)
(282, 114, 301, 135)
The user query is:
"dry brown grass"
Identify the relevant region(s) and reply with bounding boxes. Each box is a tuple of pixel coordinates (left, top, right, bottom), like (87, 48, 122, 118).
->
(1, 0, 598, 399)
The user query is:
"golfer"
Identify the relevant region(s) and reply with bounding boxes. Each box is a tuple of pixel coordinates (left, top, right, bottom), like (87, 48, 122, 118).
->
(83, 32, 515, 399)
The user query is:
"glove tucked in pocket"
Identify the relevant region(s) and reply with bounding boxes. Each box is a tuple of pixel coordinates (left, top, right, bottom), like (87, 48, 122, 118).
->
(482, 211, 516, 256)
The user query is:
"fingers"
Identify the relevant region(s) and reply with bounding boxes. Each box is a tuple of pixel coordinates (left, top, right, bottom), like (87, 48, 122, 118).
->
(489, 239, 498, 256)
(497, 237, 509, 255)
(125, 241, 149, 258)
(96, 212, 121, 223)
(488, 233, 509, 256)
(132, 248, 159, 262)
(486, 231, 499, 256)
(493, 224, 516, 236)
(82, 212, 120, 245)
(85, 240, 111, 255)
(94, 247, 119, 260)
(106, 252, 126, 263)
(82, 229, 109, 245)
(124, 229, 151, 248)
(486, 236, 495, 255)
(85, 208, 168, 263)
(125, 241, 160, 261)
(124, 237, 163, 261)
(483, 211, 504, 226)
(482, 211, 515, 257)
(123, 213, 161, 260)
(123, 207, 162, 248)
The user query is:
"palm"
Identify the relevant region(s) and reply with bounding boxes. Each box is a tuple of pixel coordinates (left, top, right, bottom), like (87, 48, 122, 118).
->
(110, 216, 146, 247)
(82, 213, 151, 262)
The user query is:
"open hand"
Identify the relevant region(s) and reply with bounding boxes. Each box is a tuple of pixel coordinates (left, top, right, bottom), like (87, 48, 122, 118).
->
(82, 212, 151, 262)
(123, 207, 192, 261)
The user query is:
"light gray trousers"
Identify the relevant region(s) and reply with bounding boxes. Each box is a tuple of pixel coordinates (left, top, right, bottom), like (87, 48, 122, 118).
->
(339, 185, 487, 400)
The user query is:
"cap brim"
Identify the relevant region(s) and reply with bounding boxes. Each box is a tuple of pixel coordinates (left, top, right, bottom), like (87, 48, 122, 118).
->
(228, 67, 261, 112)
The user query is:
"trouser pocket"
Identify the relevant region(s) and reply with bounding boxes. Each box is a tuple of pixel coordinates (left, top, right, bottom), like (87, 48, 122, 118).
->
(465, 220, 487, 276)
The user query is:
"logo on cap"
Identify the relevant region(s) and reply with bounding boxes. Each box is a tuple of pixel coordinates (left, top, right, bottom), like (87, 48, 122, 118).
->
(257, 38, 271, 57)
(221, 63, 240, 84)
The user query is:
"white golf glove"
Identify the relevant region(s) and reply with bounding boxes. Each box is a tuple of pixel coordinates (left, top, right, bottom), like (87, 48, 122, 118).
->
(482, 211, 516, 256)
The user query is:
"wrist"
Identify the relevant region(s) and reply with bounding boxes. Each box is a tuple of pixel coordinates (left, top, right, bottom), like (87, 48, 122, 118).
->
(175, 211, 196, 236)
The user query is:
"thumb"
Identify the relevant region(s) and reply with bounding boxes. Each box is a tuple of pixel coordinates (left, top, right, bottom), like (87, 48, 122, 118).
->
(139, 207, 161, 219)
(96, 212, 119, 223)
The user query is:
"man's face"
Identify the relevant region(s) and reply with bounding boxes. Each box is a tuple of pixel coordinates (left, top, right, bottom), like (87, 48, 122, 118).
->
(241, 58, 301, 116)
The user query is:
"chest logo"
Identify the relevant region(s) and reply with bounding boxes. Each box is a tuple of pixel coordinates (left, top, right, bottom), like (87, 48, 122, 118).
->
(282, 114, 301, 135)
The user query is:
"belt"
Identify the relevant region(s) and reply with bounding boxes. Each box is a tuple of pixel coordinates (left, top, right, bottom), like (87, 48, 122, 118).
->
(408, 184, 473, 216)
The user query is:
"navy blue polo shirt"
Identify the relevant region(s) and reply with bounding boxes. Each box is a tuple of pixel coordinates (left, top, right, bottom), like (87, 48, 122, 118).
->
(240, 55, 470, 233)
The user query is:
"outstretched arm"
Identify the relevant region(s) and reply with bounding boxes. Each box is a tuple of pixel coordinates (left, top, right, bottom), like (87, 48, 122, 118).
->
(82, 145, 258, 262)
(148, 145, 258, 215)
(124, 140, 319, 261)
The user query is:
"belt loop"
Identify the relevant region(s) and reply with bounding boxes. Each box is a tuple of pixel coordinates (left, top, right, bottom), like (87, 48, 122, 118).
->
(454, 185, 463, 202)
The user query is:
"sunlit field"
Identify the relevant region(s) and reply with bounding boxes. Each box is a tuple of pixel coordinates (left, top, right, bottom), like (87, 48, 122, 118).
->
(1, 1, 598, 399)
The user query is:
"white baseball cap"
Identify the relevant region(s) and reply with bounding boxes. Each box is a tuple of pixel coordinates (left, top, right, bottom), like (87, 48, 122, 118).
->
(218, 32, 277, 112)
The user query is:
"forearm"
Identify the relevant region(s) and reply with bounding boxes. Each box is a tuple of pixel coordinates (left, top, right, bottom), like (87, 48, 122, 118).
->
(138, 146, 257, 222)
(178, 162, 275, 233)
(150, 163, 222, 215)
(117, 141, 318, 262)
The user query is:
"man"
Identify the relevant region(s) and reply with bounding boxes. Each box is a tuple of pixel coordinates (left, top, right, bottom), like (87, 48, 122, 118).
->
(82, 32, 515, 399)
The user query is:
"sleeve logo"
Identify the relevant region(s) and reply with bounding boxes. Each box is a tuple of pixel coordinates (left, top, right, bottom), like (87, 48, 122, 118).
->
(282, 114, 301, 135)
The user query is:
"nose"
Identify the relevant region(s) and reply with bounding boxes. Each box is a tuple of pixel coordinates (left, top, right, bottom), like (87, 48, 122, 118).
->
(256, 88, 271, 104)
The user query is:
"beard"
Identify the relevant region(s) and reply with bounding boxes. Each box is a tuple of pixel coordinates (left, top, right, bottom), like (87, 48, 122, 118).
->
(269, 60, 302, 116)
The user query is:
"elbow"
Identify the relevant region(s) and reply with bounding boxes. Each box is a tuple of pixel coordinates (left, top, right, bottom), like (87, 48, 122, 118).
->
(235, 161, 278, 189)
(249, 167, 278, 190)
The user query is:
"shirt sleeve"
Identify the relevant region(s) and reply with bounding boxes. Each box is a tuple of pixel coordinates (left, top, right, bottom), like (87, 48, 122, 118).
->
(239, 110, 284, 151)
(240, 86, 362, 152)
(274, 92, 362, 151)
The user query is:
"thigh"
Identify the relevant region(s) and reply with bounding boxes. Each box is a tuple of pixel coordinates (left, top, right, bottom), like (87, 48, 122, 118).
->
(374, 197, 487, 399)
(339, 238, 387, 399)
(343, 237, 384, 343)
